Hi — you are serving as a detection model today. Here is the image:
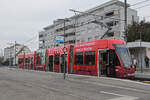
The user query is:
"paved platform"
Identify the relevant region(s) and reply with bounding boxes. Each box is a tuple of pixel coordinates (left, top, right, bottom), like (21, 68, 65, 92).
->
(135, 72, 150, 80)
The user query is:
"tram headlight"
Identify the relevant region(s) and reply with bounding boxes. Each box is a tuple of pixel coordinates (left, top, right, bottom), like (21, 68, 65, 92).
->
(115, 69, 119, 72)
(127, 73, 135, 76)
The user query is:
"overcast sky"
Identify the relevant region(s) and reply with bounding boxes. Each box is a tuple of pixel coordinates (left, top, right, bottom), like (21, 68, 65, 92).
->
(0, 0, 150, 53)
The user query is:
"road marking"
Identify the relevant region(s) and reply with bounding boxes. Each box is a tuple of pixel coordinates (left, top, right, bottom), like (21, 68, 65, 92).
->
(68, 78, 149, 93)
(100, 77, 150, 86)
(100, 91, 139, 100)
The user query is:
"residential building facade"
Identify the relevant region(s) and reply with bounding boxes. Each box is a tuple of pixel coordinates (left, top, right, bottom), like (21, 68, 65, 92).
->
(39, 0, 138, 49)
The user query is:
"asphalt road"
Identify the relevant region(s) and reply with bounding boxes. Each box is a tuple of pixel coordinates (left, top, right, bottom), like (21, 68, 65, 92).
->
(0, 67, 150, 100)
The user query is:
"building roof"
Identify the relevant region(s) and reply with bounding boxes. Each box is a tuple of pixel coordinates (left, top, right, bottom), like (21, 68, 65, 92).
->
(127, 42, 150, 48)
(5, 43, 21, 49)
(70, 0, 130, 19)
(4, 43, 29, 50)
(43, 24, 55, 30)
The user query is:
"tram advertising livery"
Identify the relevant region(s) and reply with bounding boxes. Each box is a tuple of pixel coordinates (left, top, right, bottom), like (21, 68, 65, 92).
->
(18, 39, 135, 78)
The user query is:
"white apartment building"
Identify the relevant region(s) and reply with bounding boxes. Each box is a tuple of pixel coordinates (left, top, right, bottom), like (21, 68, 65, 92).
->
(39, 0, 138, 49)
(4, 44, 31, 66)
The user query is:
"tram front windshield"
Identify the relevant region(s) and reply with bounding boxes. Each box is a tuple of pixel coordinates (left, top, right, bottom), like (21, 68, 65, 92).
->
(113, 44, 132, 68)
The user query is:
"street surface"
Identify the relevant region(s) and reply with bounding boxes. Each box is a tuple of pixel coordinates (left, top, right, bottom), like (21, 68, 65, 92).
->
(0, 67, 150, 100)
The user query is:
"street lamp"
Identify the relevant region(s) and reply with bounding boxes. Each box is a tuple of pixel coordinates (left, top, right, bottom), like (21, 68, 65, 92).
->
(57, 18, 70, 79)
(124, 0, 128, 42)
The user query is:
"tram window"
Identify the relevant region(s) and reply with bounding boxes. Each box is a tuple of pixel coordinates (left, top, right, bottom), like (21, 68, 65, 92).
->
(37, 56, 42, 65)
(49, 55, 53, 64)
(25, 58, 28, 64)
(109, 50, 120, 66)
(54, 55, 60, 65)
(31, 57, 33, 64)
(28, 58, 30, 64)
(60, 54, 67, 63)
(25, 58, 30, 64)
(35, 56, 37, 64)
(85, 51, 95, 65)
(19, 58, 23, 64)
(35, 55, 42, 65)
(75, 52, 83, 65)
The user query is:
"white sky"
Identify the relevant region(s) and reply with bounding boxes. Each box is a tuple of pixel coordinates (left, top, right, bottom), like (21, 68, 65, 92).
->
(0, 0, 150, 53)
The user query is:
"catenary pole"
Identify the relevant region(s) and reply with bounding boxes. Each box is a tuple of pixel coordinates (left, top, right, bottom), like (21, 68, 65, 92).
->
(63, 19, 66, 79)
(124, 0, 128, 42)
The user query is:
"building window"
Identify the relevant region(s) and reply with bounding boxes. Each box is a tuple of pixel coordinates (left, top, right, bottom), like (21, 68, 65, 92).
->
(81, 22, 84, 26)
(106, 21, 119, 27)
(88, 37, 92, 41)
(107, 32, 114, 37)
(77, 40, 80, 43)
(114, 10, 119, 15)
(114, 21, 119, 26)
(68, 40, 75, 44)
(105, 10, 119, 18)
(95, 36, 99, 39)
(85, 51, 95, 65)
(56, 25, 75, 32)
(75, 52, 83, 65)
(66, 32, 75, 36)
(105, 11, 114, 17)
(106, 21, 114, 27)
(56, 28, 63, 32)
(39, 34, 43, 38)
(101, 16, 104, 20)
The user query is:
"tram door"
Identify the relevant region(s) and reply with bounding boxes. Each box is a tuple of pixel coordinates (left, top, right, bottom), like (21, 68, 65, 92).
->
(48, 55, 53, 72)
(98, 50, 109, 77)
(30, 57, 33, 69)
(60, 54, 67, 73)
(25, 58, 28, 69)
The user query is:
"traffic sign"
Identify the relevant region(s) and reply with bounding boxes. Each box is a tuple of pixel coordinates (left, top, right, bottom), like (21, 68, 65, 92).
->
(56, 36, 64, 43)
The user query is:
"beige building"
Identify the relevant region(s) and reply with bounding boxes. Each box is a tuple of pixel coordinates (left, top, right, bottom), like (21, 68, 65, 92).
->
(4, 44, 31, 66)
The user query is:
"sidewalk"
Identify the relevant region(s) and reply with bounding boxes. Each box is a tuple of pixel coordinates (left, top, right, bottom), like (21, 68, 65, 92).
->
(135, 71, 150, 80)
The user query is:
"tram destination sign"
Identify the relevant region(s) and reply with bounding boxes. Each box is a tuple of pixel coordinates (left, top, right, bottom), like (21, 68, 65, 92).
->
(113, 44, 126, 48)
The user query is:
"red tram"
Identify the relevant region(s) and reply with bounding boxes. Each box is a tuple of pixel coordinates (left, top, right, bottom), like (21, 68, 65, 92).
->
(18, 39, 135, 78)
(72, 39, 134, 78)
(18, 52, 36, 69)
(18, 54, 25, 69)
